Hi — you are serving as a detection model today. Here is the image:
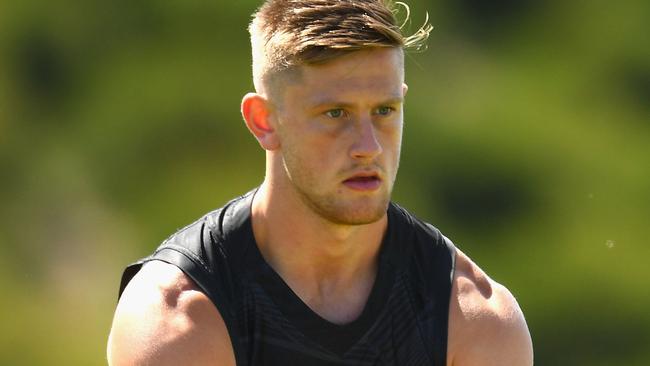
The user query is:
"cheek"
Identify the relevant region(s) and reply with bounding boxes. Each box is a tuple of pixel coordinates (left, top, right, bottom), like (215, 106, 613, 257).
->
(380, 123, 403, 153)
(280, 130, 331, 177)
(293, 124, 346, 159)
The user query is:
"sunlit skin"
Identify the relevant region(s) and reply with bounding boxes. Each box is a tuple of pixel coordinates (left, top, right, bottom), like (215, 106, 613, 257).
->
(241, 47, 408, 324)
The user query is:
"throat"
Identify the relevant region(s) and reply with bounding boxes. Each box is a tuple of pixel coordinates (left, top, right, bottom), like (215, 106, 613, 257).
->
(302, 273, 377, 325)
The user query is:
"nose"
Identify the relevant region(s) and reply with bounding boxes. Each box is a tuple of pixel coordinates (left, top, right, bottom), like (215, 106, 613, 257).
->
(349, 117, 382, 161)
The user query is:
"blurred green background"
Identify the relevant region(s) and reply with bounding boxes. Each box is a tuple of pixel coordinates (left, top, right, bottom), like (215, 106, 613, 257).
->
(1, 0, 648, 364)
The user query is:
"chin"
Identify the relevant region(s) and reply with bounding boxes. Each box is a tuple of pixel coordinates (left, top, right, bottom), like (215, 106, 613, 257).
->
(293, 182, 392, 225)
(317, 198, 390, 226)
(334, 212, 386, 226)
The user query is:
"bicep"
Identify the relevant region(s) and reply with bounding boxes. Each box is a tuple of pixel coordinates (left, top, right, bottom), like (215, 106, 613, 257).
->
(107, 261, 236, 366)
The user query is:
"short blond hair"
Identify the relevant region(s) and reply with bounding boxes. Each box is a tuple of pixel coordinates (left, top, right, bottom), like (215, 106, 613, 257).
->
(249, 0, 431, 95)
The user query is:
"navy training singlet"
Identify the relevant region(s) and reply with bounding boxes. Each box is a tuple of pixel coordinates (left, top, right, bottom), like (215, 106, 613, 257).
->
(118, 189, 457, 365)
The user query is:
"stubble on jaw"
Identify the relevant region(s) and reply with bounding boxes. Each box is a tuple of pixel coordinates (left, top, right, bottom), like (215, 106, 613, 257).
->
(281, 157, 394, 226)
(299, 187, 391, 226)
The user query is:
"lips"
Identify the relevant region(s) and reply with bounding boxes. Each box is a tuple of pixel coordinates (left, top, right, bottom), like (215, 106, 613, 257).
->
(343, 172, 382, 191)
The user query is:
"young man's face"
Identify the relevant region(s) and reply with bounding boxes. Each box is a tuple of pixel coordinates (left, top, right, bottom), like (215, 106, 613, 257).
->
(273, 47, 406, 225)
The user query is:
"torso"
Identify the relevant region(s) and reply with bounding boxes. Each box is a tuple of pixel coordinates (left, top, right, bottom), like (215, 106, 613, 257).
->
(119, 190, 457, 365)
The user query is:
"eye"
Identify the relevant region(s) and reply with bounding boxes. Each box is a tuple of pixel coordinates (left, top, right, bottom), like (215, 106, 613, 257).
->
(375, 106, 395, 116)
(325, 109, 345, 118)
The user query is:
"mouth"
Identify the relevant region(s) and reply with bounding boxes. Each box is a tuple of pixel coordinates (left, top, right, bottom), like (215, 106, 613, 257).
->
(342, 172, 382, 191)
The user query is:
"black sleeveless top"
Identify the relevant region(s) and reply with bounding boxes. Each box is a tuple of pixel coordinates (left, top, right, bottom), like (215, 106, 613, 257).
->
(119, 190, 456, 366)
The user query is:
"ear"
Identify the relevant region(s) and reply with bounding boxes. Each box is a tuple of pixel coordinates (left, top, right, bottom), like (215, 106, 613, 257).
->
(241, 93, 280, 151)
(402, 83, 409, 97)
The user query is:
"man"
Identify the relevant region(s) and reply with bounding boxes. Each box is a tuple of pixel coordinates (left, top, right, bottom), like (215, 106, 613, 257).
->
(108, 0, 533, 365)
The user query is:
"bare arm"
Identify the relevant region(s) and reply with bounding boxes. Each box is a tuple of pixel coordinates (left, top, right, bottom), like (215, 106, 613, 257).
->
(447, 249, 533, 366)
(107, 261, 236, 366)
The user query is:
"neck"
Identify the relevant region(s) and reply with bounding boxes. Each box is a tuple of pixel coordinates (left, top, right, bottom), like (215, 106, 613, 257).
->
(251, 177, 388, 324)
(252, 180, 387, 281)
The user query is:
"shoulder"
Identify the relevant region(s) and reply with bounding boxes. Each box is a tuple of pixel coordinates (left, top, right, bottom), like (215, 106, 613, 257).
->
(388, 202, 452, 257)
(447, 248, 533, 366)
(108, 260, 236, 366)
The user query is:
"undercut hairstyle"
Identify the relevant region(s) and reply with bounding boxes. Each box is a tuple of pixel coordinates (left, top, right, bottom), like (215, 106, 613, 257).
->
(249, 0, 432, 96)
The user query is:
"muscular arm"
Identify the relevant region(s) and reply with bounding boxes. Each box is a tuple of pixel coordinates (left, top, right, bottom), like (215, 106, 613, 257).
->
(107, 261, 236, 366)
(447, 249, 533, 366)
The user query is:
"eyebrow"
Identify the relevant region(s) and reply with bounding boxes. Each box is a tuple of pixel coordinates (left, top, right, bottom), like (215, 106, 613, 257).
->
(308, 95, 404, 109)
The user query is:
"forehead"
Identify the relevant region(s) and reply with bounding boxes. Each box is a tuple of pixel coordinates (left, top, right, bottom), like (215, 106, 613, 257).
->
(281, 48, 405, 105)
